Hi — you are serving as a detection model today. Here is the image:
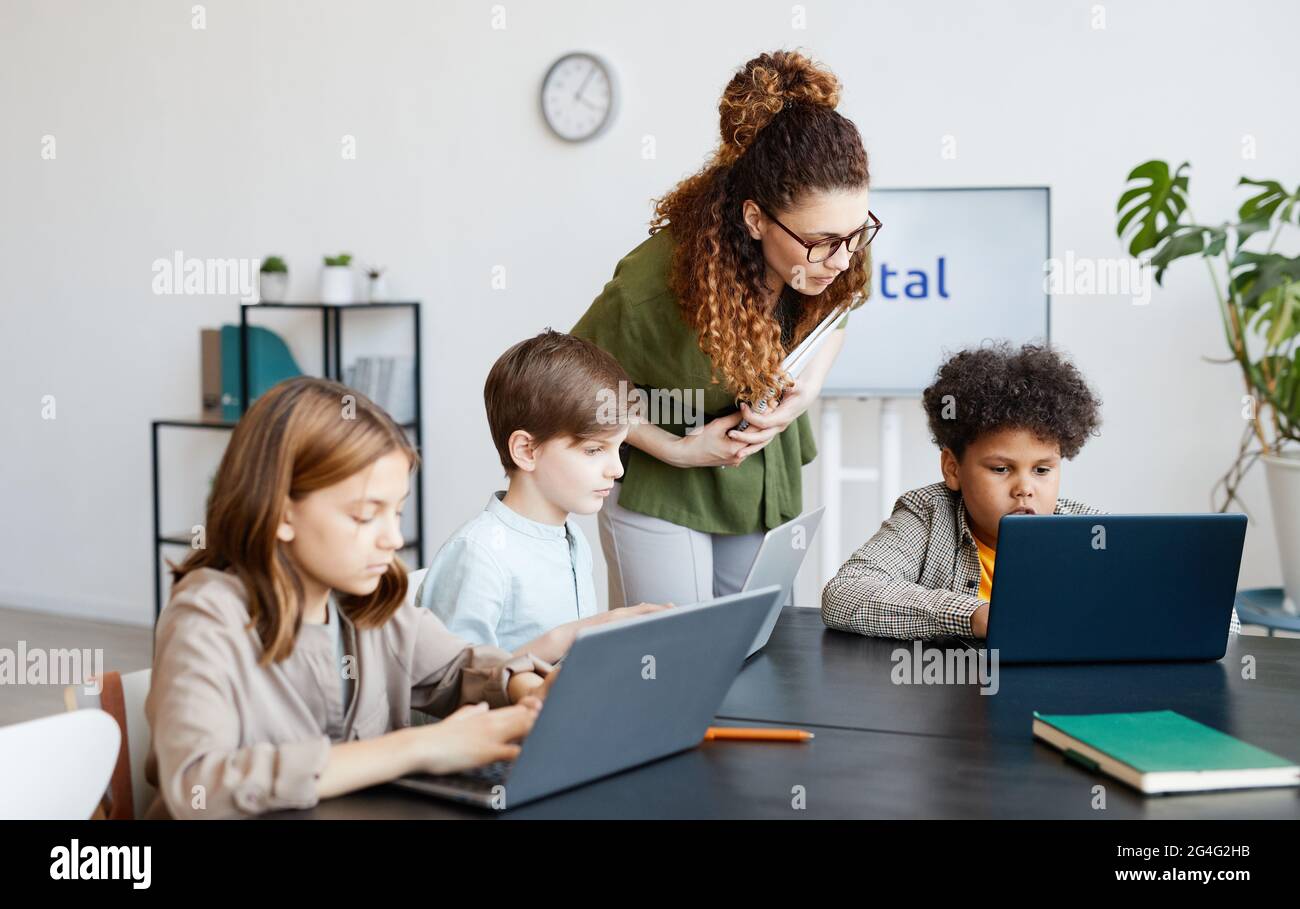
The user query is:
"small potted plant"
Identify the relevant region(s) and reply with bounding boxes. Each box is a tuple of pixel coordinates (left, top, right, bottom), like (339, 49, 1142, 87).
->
(320, 252, 354, 304)
(365, 264, 388, 303)
(259, 255, 288, 303)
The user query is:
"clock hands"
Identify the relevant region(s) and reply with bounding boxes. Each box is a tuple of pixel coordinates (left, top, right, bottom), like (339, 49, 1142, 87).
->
(572, 60, 595, 101)
(543, 54, 614, 140)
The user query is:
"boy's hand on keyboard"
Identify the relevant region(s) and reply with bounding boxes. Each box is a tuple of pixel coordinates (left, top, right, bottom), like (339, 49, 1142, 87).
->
(569, 602, 674, 635)
(518, 603, 675, 665)
(969, 603, 989, 638)
(604, 601, 674, 620)
(404, 701, 539, 776)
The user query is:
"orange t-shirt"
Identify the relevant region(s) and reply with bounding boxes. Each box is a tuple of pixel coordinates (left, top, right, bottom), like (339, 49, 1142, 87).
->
(974, 536, 996, 602)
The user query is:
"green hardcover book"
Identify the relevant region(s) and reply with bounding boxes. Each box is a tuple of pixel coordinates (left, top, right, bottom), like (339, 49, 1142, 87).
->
(1032, 709, 1300, 794)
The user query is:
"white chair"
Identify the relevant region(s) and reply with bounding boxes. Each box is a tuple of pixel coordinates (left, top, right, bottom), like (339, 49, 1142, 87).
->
(0, 710, 120, 819)
(64, 668, 155, 819)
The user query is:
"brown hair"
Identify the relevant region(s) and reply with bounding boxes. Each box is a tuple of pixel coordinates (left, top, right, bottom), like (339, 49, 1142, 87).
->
(172, 376, 419, 664)
(485, 329, 633, 473)
(649, 50, 871, 405)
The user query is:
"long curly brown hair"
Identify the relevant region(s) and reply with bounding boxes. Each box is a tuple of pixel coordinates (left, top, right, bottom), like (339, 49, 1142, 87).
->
(649, 50, 871, 405)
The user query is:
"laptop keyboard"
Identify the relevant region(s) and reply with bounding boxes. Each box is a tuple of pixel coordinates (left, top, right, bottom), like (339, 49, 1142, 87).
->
(455, 760, 512, 784)
(399, 759, 514, 799)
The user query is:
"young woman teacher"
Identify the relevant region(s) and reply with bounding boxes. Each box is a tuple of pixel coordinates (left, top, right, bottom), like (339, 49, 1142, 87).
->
(572, 50, 879, 609)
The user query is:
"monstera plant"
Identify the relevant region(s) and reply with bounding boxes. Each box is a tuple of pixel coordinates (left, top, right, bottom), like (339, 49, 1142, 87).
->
(1117, 161, 1300, 608)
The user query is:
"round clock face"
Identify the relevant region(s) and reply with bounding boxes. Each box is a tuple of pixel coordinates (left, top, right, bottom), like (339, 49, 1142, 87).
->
(541, 52, 616, 142)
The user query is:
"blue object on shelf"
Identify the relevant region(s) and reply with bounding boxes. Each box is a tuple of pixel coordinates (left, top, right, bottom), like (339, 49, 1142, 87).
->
(220, 324, 302, 420)
(1234, 587, 1300, 635)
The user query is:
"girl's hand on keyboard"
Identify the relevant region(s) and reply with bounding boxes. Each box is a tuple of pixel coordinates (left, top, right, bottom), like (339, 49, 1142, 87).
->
(404, 701, 539, 776)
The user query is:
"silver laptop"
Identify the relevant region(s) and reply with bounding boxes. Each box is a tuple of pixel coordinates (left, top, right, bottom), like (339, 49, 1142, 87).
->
(740, 507, 824, 657)
(392, 585, 783, 810)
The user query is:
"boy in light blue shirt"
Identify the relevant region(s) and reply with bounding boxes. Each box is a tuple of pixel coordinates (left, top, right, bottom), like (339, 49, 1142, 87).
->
(415, 330, 634, 650)
(416, 492, 598, 649)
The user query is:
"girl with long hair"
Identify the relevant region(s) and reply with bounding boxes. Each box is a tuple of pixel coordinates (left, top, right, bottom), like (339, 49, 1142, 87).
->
(145, 376, 656, 818)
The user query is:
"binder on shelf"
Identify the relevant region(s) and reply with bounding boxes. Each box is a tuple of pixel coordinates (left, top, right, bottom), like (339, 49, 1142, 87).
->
(161, 304, 425, 617)
(219, 324, 302, 420)
(200, 329, 223, 421)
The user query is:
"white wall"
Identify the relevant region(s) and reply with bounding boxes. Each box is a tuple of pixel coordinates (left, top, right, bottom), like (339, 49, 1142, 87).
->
(2, 0, 1296, 625)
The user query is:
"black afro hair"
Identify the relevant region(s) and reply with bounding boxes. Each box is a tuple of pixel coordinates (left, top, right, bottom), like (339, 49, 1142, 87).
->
(921, 342, 1102, 460)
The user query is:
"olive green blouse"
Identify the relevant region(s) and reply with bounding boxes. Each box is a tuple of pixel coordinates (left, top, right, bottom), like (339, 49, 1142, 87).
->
(572, 228, 853, 536)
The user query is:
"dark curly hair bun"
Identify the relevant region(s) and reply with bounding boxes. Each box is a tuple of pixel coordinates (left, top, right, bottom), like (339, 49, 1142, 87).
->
(921, 342, 1102, 460)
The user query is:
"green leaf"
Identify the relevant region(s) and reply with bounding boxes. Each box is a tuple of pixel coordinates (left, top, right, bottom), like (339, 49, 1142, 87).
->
(1235, 218, 1272, 249)
(1231, 252, 1300, 312)
(1150, 225, 1209, 285)
(1117, 160, 1191, 257)
(1206, 231, 1228, 257)
(1238, 178, 1295, 224)
(1250, 280, 1300, 349)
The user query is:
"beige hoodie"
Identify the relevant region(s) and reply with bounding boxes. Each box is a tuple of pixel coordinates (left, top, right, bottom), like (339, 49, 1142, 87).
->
(144, 567, 549, 819)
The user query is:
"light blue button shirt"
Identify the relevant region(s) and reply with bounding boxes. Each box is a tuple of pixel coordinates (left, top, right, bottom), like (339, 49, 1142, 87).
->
(414, 491, 598, 651)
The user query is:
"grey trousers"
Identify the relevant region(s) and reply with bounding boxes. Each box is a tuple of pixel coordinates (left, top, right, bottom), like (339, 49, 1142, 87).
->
(597, 481, 771, 609)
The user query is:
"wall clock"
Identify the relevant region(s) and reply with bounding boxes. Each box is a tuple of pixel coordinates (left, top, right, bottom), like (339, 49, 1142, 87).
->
(541, 52, 618, 142)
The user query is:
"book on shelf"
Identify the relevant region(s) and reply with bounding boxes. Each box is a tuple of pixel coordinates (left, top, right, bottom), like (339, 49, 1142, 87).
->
(343, 355, 415, 424)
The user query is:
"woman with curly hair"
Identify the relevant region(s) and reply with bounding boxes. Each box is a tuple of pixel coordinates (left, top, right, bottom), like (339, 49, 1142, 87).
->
(573, 50, 878, 609)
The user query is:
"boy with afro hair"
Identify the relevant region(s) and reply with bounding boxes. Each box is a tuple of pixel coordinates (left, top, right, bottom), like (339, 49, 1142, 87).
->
(822, 341, 1241, 640)
(823, 342, 1101, 639)
(818, 343, 1065, 639)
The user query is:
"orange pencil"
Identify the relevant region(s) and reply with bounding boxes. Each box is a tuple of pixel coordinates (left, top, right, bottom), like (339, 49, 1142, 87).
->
(703, 726, 814, 742)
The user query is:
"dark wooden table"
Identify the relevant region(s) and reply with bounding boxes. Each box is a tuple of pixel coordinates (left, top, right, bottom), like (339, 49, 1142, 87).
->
(270, 608, 1300, 819)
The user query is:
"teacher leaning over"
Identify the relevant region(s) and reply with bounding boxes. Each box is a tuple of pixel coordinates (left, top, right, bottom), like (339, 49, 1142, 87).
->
(573, 49, 878, 610)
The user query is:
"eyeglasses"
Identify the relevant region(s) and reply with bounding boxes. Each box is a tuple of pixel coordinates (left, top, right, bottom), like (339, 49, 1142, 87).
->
(759, 205, 883, 264)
